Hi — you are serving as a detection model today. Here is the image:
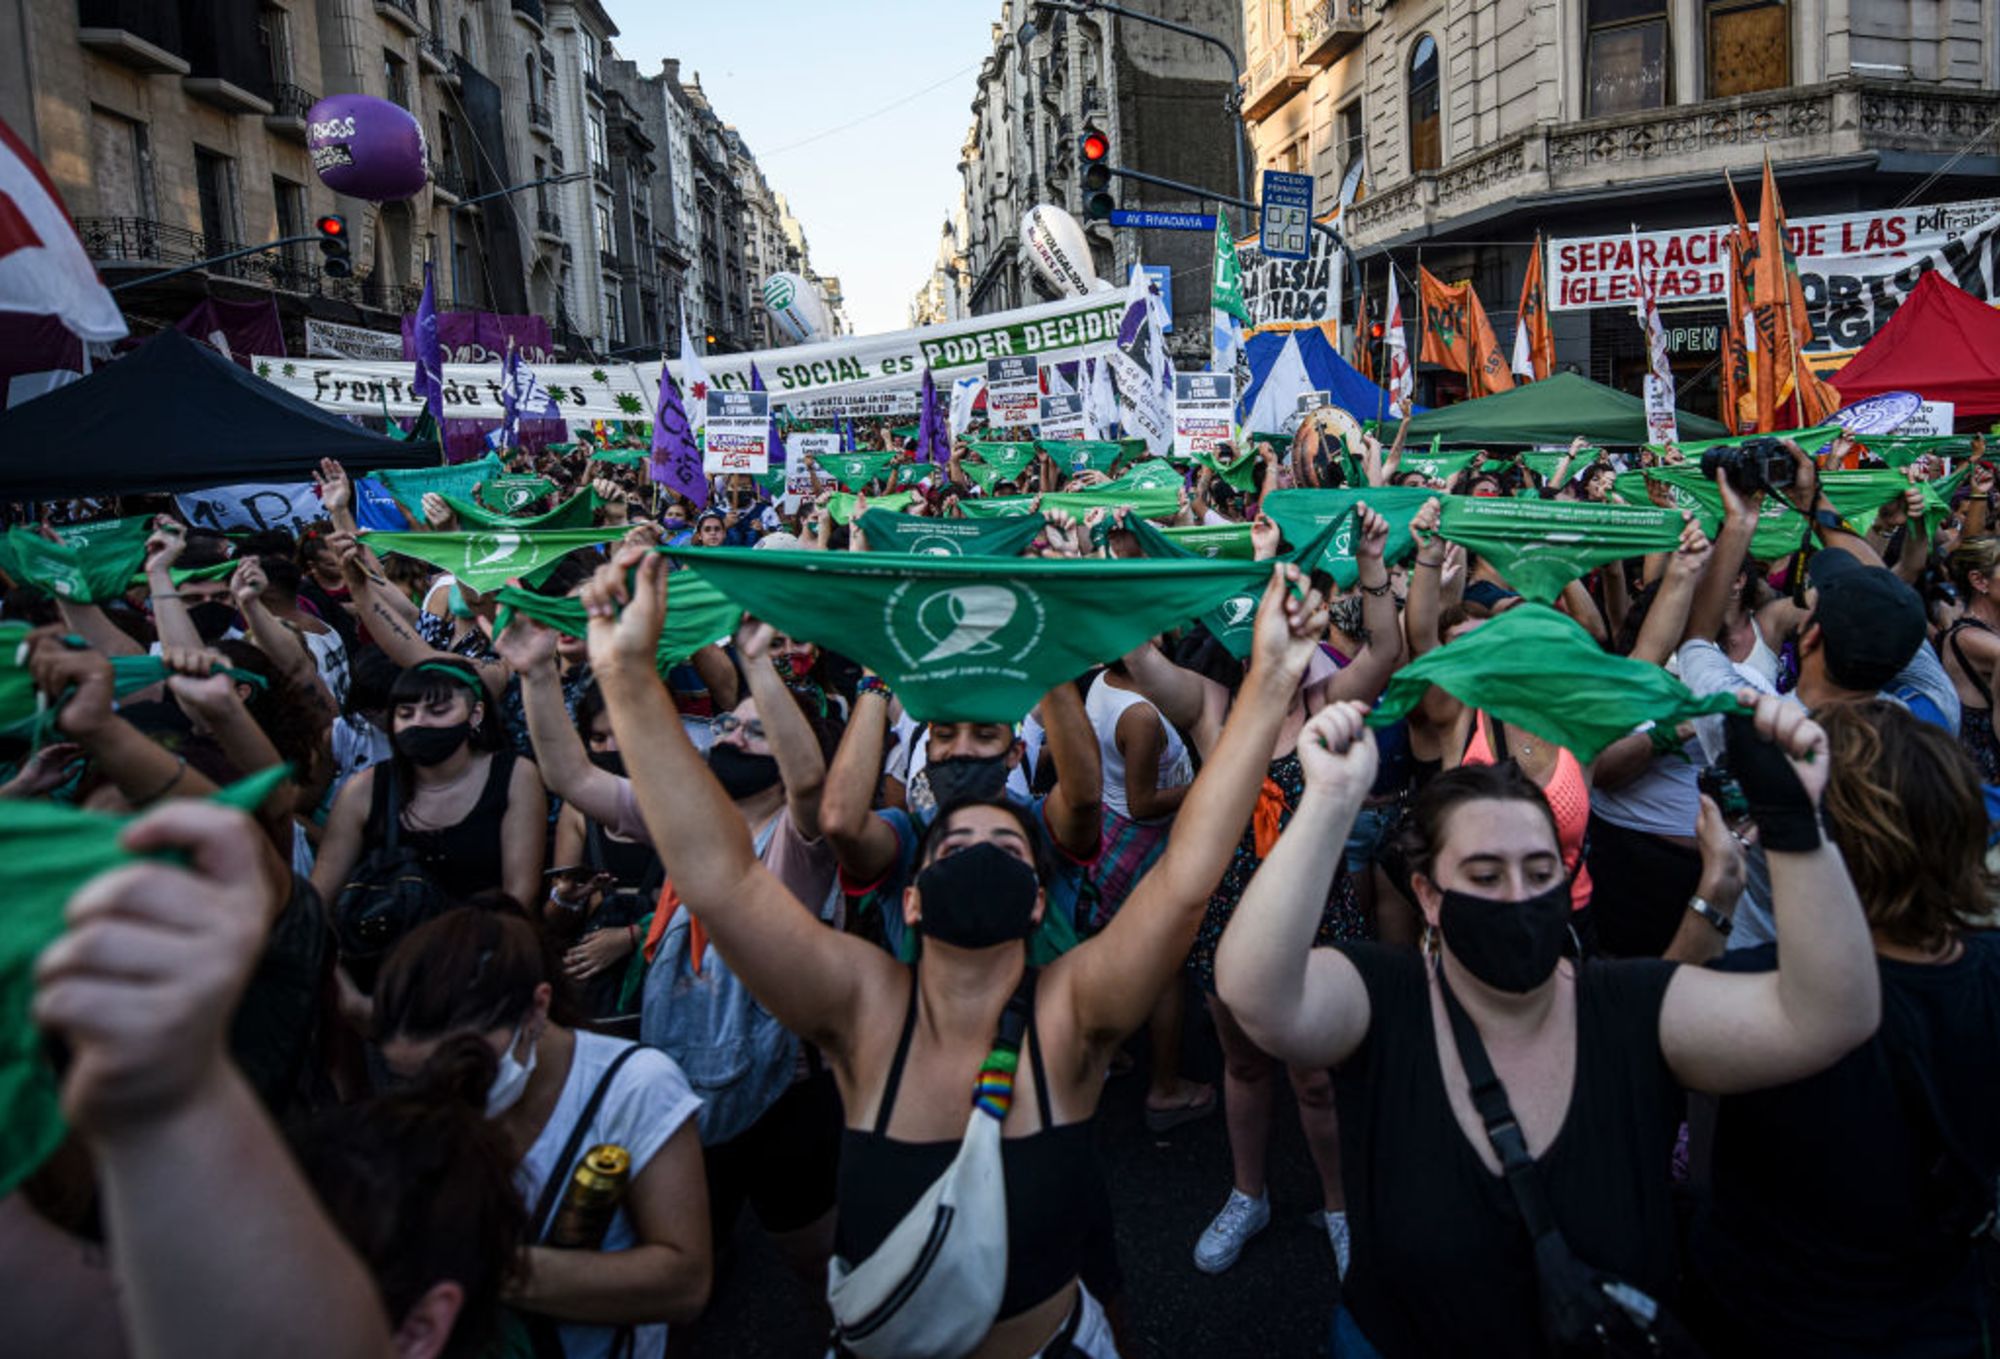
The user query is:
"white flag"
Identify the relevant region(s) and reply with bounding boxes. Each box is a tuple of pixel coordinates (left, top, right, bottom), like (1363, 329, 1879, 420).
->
(1107, 267, 1173, 456)
(1243, 332, 1311, 435)
(1385, 268, 1413, 414)
(949, 376, 984, 437)
(678, 308, 711, 434)
(1084, 355, 1119, 439)
(0, 120, 127, 342)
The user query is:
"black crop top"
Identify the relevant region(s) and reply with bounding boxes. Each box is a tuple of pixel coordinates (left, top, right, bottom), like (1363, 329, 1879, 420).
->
(834, 968, 1099, 1321)
(366, 751, 515, 903)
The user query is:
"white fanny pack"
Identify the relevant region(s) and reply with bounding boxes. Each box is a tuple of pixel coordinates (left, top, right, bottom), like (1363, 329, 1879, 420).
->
(826, 969, 1038, 1359)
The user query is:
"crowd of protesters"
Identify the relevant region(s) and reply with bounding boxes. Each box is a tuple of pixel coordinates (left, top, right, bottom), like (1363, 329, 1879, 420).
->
(2, 410, 1995, 1359)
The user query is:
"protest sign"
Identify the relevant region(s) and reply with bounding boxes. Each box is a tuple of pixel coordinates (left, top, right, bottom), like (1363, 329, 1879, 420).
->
(303, 318, 403, 360)
(785, 432, 840, 508)
(987, 356, 1042, 428)
(1900, 401, 1956, 436)
(1235, 223, 1340, 328)
(1039, 393, 1086, 440)
(177, 481, 323, 535)
(704, 391, 772, 474)
(1174, 373, 1234, 459)
(1643, 376, 1680, 447)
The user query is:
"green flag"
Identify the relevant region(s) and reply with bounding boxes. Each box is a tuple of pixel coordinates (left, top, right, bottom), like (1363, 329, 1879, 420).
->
(1366, 604, 1744, 762)
(857, 509, 1047, 558)
(670, 547, 1275, 722)
(1212, 210, 1250, 324)
(479, 474, 557, 514)
(1043, 440, 1126, 478)
(966, 442, 1041, 480)
(494, 571, 741, 673)
(1436, 497, 1685, 603)
(375, 454, 505, 518)
(827, 491, 918, 525)
(441, 489, 601, 532)
(362, 527, 622, 593)
(0, 517, 155, 604)
(0, 765, 292, 1199)
(1261, 487, 1436, 587)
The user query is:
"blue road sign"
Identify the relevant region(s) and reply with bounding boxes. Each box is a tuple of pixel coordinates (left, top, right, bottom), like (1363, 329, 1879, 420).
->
(1259, 169, 1314, 261)
(1108, 209, 1218, 231)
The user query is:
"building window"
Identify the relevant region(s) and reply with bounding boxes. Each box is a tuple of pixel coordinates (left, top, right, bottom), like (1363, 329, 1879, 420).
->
(256, 6, 293, 85)
(581, 34, 599, 82)
(1408, 34, 1441, 173)
(1586, 0, 1669, 116)
(273, 175, 308, 283)
(90, 108, 155, 220)
(193, 147, 239, 247)
(587, 114, 608, 170)
(1707, 1, 1787, 96)
(604, 290, 623, 344)
(1337, 100, 1364, 186)
(595, 201, 615, 251)
(384, 49, 411, 107)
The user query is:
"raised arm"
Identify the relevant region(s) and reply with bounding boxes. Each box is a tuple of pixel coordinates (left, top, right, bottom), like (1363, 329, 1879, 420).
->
(1318, 504, 1403, 703)
(1213, 702, 1378, 1068)
(1404, 498, 1446, 657)
(1659, 693, 1880, 1092)
(1036, 676, 1102, 861)
(815, 669, 904, 885)
(1683, 475, 1763, 647)
(27, 635, 221, 807)
(1053, 565, 1328, 1053)
(1630, 517, 1711, 666)
(142, 521, 204, 656)
(736, 619, 829, 839)
(586, 547, 901, 1056)
(493, 618, 624, 826)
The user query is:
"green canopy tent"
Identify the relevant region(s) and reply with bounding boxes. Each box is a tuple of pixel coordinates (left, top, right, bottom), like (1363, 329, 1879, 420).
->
(1395, 372, 1728, 447)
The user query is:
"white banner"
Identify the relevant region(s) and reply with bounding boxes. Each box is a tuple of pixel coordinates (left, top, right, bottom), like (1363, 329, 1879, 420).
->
(247, 355, 653, 421)
(1643, 375, 1680, 447)
(304, 318, 404, 361)
(177, 481, 323, 535)
(1236, 225, 1340, 329)
(986, 356, 1041, 428)
(705, 391, 770, 474)
(1174, 373, 1234, 458)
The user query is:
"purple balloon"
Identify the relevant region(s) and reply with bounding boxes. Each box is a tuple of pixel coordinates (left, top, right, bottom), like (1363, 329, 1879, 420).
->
(307, 94, 429, 203)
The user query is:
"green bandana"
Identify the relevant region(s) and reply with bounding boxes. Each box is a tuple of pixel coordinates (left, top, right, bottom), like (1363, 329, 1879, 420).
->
(826, 491, 918, 525)
(441, 489, 601, 532)
(1260, 487, 1437, 587)
(375, 454, 505, 518)
(817, 452, 900, 492)
(1188, 445, 1259, 493)
(0, 518, 155, 604)
(1044, 441, 1125, 477)
(1119, 460, 1187, 491)
(1437, 497, 1685, 603)
(960, 460, 1023, 496)
(857, 509, 1047, 558)
(1161, 524, 1255, 559)
(0, 626, 266, 750)
(966, 442, 1040, 481)
(493, 571, 741, 673)
(1366, 604, 1744, 762)
(0, 764, 292, 1199)
(1613, 468, 1946, 560)
(585, 448, 653, 466)
(1398, 449, 1483, 484)
(479, 474, 557, 514)
(1649, 427, 1839, 460)
(671, 547, 1274, 722)
(362, 527, 622, 593)
(1121, 515, 1341, 658)
(892, 463, 940, 490)
(956, 478, 1183, 523)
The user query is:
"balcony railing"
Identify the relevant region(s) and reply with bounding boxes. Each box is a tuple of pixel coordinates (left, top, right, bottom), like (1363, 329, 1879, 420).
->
(1296, 0, 1365, 68)
(592, 161, 613, 188)
(511, 0, 545, 30)
(74, 215, 422, 308)
(1240, 43, 1310, 123)
(528, 101, 553, 136)
(600, 249, 622, 274)
(417, 30, 451, 73)
(584, 72, 604, 101)
(430, 159, 468, 201)
(263, 81, 315, 140)
(374, 0, 422, 35)
(536, 208, 563, 236)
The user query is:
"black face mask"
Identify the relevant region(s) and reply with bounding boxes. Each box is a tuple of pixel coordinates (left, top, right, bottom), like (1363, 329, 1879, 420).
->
(914, 842, 1040, 950)
(187, 601, 238, 643)
(589, 748, 625, 778)
(1437, 878, 1572, 994)
(394, 721, 471, 768)
(708, 743, 780, 799)
(914, 752, 1011, 821)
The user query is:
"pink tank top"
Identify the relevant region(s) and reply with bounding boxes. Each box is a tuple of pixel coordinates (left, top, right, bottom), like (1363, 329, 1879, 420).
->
(1464, 713, 1594, 912)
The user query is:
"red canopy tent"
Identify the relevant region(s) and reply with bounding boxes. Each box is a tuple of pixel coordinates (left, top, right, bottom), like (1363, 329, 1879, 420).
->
(1832, 272, 2000, 422)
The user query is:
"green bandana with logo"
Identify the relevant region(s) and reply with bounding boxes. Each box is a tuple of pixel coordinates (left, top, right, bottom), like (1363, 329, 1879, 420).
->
(892, 463, 940, 490)
(966, 442, 1041, 481)
(0, 517, 155, 604)
(1367, 603, 1745, 762)
(1614, 467, 1948, 560)
(478, 474, 557, 514)
(1436, 497, 1685, 603)
(1044, 441, 1126, 477)
(0, 764, 291, 1199)
(375, 454, 505, 519)
(1647, 426, 1839, 461)
(956, 477, 1184, 523)
(857, 509, 1047, 558)
(1162, 523, 1255, 559)
(826, 491, 918, 525)
(1397, 447, 1483, 484)
(1121, 514, 1342, 659)
(362, 527, 622, 593)
(960, 460, 1024, 496)
(670, 547, 1274, 722)
(443, 489, 600, 532)
(585, 448, 653, 467)
(1260, 487, 1436, 587)
(1187, 444, 1259, 492)
(493, 571, 742, 673)
(817, 451, 901, 493)
(0, 624, 267, 750)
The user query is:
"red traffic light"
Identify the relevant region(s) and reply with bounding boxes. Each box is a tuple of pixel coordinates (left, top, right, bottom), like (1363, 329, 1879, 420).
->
(1369, 322, 1384, 340)
(1080, 128, 1109, 163)
(315, 214, 346, 238)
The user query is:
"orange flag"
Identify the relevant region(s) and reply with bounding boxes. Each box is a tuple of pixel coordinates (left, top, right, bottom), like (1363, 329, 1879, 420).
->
(1744, 159, 1841, 429)
(1352, 279, 1372, 378)
(1419, 266, 1515, 398)
(1514, 237, 1556, 381)
(1720, 232, 1753, 433)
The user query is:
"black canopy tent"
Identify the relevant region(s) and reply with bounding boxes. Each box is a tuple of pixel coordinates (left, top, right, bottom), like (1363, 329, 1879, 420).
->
(0, 327, 441, 499)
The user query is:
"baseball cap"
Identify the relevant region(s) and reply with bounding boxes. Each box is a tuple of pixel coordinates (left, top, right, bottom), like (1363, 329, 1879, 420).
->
(1805, 548, 1926, 692)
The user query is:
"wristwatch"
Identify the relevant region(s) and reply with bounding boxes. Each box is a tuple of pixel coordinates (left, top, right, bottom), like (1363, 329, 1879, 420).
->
(1688, 894, 1733, 937)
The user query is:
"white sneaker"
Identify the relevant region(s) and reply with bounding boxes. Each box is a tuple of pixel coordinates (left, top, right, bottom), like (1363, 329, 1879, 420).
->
(1193, 1188, 1270, 1274)
(1324, 1209, 1352, 1280)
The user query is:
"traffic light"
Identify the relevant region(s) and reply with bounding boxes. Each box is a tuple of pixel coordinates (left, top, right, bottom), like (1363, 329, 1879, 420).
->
(1079, 125, 1114, 221)
(316, 214, 351, 279)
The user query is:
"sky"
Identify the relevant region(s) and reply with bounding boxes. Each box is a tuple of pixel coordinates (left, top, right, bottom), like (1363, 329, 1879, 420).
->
(607, 0, 1001, 336)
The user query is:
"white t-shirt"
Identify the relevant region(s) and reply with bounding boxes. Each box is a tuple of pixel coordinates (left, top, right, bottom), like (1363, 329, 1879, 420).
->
(299, 623, 349, 706)
(517, 1032, 702, 1359)
(1084, 672, 1191, 823)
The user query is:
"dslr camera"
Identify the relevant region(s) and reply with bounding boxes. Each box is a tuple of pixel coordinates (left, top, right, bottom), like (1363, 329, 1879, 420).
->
(1699, 436, 1794, 495)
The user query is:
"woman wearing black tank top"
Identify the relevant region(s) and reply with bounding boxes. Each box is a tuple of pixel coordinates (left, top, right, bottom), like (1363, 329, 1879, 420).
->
(1214, 694, 1881, 1357)
(587, 545, 1329, 1358)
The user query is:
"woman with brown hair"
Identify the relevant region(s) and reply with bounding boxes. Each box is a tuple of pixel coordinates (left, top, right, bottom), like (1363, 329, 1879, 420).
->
(1940, 535, 2000, 780)
(1687, 700, 2000, 1359)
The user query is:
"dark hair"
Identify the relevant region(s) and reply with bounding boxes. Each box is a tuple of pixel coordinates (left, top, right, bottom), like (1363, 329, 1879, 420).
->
(292, 1036, 525, 1359)
(346, 646, 401, 717)
(573, 680, 610, 742)
(536, 552, 602, 598)
(257, 553, 303, 599)
(915, 796, 1054, 886)
(1401, 761, 1561, 881)
(178, 530, 234, 570)
(1820, 701, 1994, 952)
(211, 638, 323, 774)
(374, 906, 548, 1043)
(388, 660, 498, 751)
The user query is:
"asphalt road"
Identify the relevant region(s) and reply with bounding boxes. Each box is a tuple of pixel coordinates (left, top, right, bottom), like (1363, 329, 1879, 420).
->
(681, 995, 1342, 1357)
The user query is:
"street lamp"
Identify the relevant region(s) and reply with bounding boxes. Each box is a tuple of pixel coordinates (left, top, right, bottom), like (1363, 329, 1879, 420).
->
(445, 170, 589, 308)
(1016, 0, 1249, 205)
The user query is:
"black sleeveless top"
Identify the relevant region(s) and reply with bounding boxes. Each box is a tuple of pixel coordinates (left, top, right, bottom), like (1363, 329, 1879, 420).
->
(366, 751, 516, 903)
(834, 969, 1098, 1321)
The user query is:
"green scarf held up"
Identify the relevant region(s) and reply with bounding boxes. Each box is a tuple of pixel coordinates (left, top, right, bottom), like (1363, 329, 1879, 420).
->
(1161, 523, 1255, 559)
(965, 442, 1040, 481)
(826, 491, 917, 526)
(375, 454, 505, 519)
(1260, 487, 1436, 587)
(1042, 441, 1125, 477)
(816, 451, 900, 492)
(857, 509, 1047, 558)
(1614, 467, 1947, 560)
(1122, 514, 1342, 659)
(441, 489, 601, 532)
(0, 764, 293, 1200)
(957, 468, 1184, 523)
(1437, 497, 1685, 603)
(670, 547, 1274, 723)
(892, 463, 940, 490)
(1397, 449, 1483, 485)
(960, 460, 1022, 496)
(1649, 426, 1840, 460)
(361, 527, 622, 593)
(1187, 444, 1259, 493)
(1366, 604, 1745, 763)
(584, 448, 653, 467)
(0, 624, 267, 750)
(0, 517, 155, 605)
(493, 571, 742, 674)
(479, 474, 557, 514)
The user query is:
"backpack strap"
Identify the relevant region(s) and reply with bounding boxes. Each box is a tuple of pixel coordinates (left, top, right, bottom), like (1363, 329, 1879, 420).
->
(1945, 620, 1996, 706)
(1436, 974, 1558, 1243)
(529, 1043, 644, 1243)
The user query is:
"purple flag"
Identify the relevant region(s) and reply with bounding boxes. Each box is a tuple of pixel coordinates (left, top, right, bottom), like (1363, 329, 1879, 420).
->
(410, 260, 444, 425)
(918, 367, 949, 464)
(650, 359, 706, 508)
(841, 417, 856, 452)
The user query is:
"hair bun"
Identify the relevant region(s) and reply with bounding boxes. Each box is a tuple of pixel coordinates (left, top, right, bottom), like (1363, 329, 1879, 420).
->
(417, 1032, 501, 1110)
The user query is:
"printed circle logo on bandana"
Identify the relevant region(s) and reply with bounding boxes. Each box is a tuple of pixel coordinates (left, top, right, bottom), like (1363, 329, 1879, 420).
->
(887, 581, 1046, 669)
(464, 533, 522, 572)
(1217, 593, 1257, 627)
(907, 533, 966, 557)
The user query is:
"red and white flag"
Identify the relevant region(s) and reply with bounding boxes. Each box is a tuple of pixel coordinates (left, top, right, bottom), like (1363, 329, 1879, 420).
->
(1385, 266, 1413, 414)
(0, 118, 126, 343)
